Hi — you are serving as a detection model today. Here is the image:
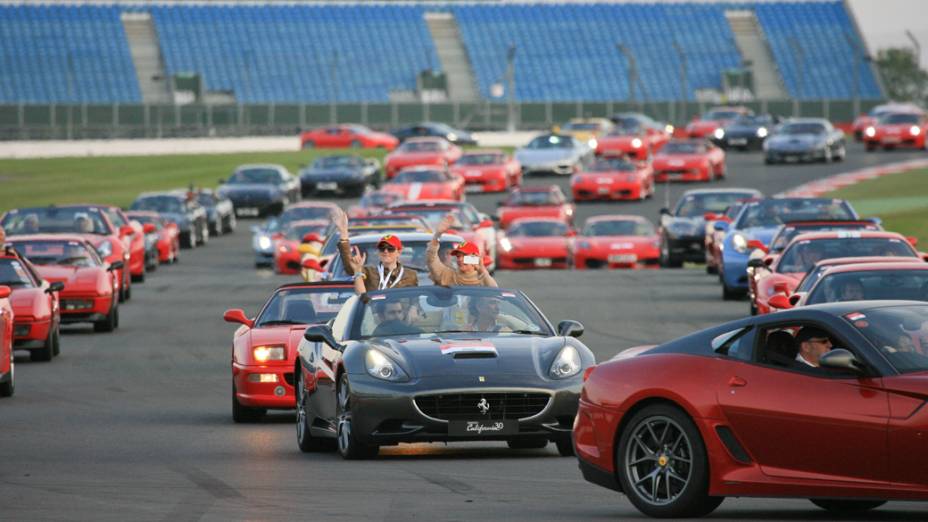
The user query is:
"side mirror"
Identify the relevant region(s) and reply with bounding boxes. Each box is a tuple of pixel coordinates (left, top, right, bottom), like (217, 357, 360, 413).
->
(906, 236, 918, 247)
(746, 239, 768, 253)
(271, 232, 284, 240)
(46, 281, 65, 293)
(557, 320, 584, 338)
(223, 308, 254, 328)
(107, 260, 125, 272)
(120, 225, 134, 237)
(304, 324, 343, 350)
(217, 178, 226, 185)
(477, 219, 494, 229)
(142, 223, 157, 234)
(0, 285, 10, 299)
(659, 207, 671, 216)
(301, 258, 324, 272)
(703, 212, 719, 221)
(490, 213, 500, 222)
(818, 349, 864, 373)
(713, 221, 730, 232)
(768, 293, 792, 310)
(747, 258, 766, 269)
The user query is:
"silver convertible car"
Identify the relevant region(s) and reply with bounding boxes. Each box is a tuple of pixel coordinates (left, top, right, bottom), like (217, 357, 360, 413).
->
(515, 133, 592, 176)
(294, 285, 594, 459)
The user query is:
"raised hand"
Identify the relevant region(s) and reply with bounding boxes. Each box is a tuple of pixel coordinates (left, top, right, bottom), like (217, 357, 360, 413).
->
(349, 245, 366, 273)
(332, 207, 349, 238)
(436, 213, 456, 235)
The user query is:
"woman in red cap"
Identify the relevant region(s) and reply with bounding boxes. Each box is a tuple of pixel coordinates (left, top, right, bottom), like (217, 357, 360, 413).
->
(427, 214, 497, 287)
(333, 208, 418, 293)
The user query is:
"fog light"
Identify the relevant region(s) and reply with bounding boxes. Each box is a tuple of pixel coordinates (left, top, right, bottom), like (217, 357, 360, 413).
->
(247, 373, 279, 383)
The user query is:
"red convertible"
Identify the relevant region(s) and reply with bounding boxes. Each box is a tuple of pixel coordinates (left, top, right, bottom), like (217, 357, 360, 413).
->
(863, 110, 928, 151)
(571, 155, 654, 202)
(88, 205, 147, 284)
(0, 249, 62, 361)
(0, 284, 13, 397)
(273, 220, 329, 275)
(299, 124, 398, 150)
(576, 301, 928, 517)
(126, 210, 180, 265)
(496, 218, 574, 270)
(449, 149, 522, 193)
(573, 215, 660, 269)
(496, 186, 575, 229)
(749, 230, 922, 315)
(384, 137, 462, 179)
(653, 139, 726, 182)
(381, 166, 465, 202)
(223, 282, 355, 422)
(9, 235, 121, 332)
(594, 126, 658, 160)
(685, 106, 752, 138)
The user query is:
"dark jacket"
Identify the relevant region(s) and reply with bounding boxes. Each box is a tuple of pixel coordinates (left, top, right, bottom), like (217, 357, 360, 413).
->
(337, 239, 418, 290)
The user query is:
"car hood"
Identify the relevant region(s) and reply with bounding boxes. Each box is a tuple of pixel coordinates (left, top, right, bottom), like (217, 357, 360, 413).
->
(663, 216, 705, 235)
(654, 154, 707, 165)
(583, 236, 656, 250)
(515, 148, 578, 165)
(33, 265, 101, 287)
(301, 168, 362, 179)
(366, 334, 575, 378)
(506, 237, 569, 251)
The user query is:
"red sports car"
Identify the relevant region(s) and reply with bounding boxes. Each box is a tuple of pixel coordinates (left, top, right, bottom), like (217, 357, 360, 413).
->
(571, 155, 654, 202)
(88, 205, 147, 284)
(863, 111, 928, 151)
(595, 126, 656, 160)
(223, 282, 355, 422)
(381, 166, 465, 202)
(750, 230, 922, 315)
(384, 137, 462, 179)
(450, 149, 522, 193)
(1, 249, 61, 361)
(576, 301, 928, 517)
(1, 205, 132, 302)
(653, 139, 726, 182)
(0, 284, 13, 397)
(685, 106, 752, 138)
(497, 218, 574, 270)
(299, 124, 398, 150)
(573, 215, 660, 269)
(346, 190, 404, 218)
(273, 219, 329, 275)
(9, 235, 121, 332)
(496, 186, 575, 229)
(853, 102, 922, 140)
(126, 211, 180, 265)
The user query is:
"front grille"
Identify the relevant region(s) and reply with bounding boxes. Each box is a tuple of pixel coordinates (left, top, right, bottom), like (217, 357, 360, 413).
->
(14, 324, 30, 337)
(415, 392, 551, 421)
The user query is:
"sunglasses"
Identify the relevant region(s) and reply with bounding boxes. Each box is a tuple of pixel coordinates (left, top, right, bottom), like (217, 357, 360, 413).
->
(377, 245, 397, 253)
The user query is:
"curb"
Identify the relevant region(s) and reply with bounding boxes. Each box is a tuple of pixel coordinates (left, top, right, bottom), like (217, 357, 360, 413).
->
(777, 158, 928, 198)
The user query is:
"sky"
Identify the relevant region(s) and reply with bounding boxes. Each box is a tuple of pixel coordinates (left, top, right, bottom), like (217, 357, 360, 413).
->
(848, 0, 928, 68)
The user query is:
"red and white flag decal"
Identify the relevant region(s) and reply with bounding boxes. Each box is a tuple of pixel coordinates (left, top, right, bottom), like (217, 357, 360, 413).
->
(440, 342, 497, 356)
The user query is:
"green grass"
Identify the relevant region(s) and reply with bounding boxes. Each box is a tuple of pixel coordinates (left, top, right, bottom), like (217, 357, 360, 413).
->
(826, 168, 928, 245)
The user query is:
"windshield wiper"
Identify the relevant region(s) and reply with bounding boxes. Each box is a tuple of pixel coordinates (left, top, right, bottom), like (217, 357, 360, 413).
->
(509, 329, 545, 336)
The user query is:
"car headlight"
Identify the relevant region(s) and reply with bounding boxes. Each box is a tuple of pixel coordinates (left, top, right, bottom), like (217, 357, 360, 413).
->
(665, 124, 675, 134)
(865, 126, 876, 137)
(732, 233, 748, 254)
(713, 128, 725, 140)
(97, 241, 113, 258)
(499, 237, 513, 252)
(365, 349, 409, 382)
(549, 345, 582, 379)
(756, 127, 768, 138)
(910, 125, 921, 136)
(588, 138, 598, 150)
(258, 236, 272, 250)
(447, 133, 458, 141)
(631, 138, 642, 148)
(253, 345, 285, 362)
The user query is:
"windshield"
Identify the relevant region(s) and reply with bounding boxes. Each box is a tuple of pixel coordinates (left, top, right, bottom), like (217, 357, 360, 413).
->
(256, 287, 355, 327)
(313, 156, 360, 169)
(778, 237, 917, 273)
(1, 207, 111, 236)
(456, 153, 503, 166)
(662, 141, 703, 154)
(675, 192, 756, 218)
(584, 220, 653, 236)
(880, 113, 920, 125)
(525, 135, 572, 149)
(359, 191, 401, 208)
(562, 122, 601, 131)
(735, 199, 855, 229)
(777, 123, 826, 135)
(704, 110, 742, 121)
(127, 214, 161, 229)
(732, 115, 770, 126)
(808, 270, 928, 305)
(278, 206, 332, 226)
(285, 223, 327, 241)
(588, 157, 636, 172)
(505, 191, 557, 206)
(392, 170, 446, 183)
(195, 193, 215, 206)
(328, 238, 460, 281)
(351, 286, 552, 339)
(131, 196, 184, 214)
(399, 141, 441, 153)
(770, 222, 879, 253)
(387, 208, 469, 230)
(507, 221, 567, 237)
(11, 240, 99, 267)
(229, 168, 281, 184)
(847, 304, 928, 374)
(0, 258, 35, 287)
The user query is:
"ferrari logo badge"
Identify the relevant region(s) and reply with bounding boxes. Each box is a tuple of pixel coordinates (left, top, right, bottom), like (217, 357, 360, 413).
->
(477, 398, 490, 415)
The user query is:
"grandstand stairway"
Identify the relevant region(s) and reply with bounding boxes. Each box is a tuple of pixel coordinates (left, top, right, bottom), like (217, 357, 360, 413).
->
(122, 12, 171, 103)
(425, 12, 479, 102)
(726, 10, 787, 100)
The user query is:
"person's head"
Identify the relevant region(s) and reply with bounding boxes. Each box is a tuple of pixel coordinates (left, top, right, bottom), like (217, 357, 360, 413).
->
(74, 215, 93, 234)
(795, 326, 833, 366)
(469, 295, 501, 321)
(23, 213, 39, 232)
(375, 300, 406, 323)
(837, 278, 865, 301)
(451, 241, 481, 274)
(376, 235, 403, 268)
(799, 244, 825, 269)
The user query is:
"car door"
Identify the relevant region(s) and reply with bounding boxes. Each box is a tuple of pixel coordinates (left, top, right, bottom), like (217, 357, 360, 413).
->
(716, 320, 889, 485)
(308, 304, 351, 425)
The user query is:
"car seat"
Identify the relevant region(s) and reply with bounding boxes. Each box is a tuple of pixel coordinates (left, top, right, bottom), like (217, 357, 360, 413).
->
(283, 299, 316, 324)
(765, 330, 799, 367)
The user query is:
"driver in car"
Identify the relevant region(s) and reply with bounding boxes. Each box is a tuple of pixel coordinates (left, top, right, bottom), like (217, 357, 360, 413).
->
(371, 300, 422, 337)
(795, 243, 825, 273)
(794, 327, 833, 367)
(467, 295, 526, 333)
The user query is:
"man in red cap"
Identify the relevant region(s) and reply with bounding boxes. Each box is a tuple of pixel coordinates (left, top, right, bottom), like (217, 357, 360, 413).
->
(334, 208, 418, 293)
(427, 214, 497, 287)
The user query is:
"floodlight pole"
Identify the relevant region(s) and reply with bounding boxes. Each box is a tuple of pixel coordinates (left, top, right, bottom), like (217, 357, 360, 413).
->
(506, 44, 516, 132)
(788, 38, 805, 117)
(330, 51, 339, 125)
(844, 32, 861, 118)
(672, 41, 688, 124)
(906, 30, 921, 70)
(617, 43, 638, 109)
(66, 51, 75, 140)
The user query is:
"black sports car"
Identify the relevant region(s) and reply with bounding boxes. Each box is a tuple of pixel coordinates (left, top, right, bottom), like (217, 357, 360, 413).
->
(130, 192, 209, 249)
(710, 114, 781, 150)
(294, 285, 593, 458)
(298, 155, 381, 197)
(217, 164, 301, 217)
(391, 122, 477, 146)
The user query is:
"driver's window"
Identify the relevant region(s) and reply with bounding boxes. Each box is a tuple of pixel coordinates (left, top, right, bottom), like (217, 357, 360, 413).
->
(330, 298, 354, 341)
(754, 323, 853, 375)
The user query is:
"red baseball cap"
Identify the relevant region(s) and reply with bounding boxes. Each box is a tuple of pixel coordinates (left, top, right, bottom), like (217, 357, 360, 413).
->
(451, 241, 480, 256)
(377, 234, 403, 251)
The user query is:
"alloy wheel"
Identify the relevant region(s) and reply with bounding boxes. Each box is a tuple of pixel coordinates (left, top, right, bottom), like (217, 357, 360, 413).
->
(625, 415, 693, 506)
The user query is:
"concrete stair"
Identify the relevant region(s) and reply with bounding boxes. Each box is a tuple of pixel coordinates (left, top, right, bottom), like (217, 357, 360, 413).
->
(726, 10, 788, 100)
(425, 12, 479, 102)
(122, 12, 171, 103)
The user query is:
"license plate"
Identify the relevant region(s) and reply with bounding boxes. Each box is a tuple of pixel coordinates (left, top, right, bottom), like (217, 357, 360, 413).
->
(535, 258, 552, 267)
(608, 254, 636, 263)
(785, 156, 799, 163)
(236, 207, 259, 216)
(667, 172, 686, 179)
(597, 187, 610, 195)
(883, 136, 900, 143)
(729, 138, 747, 145)
(448, 420, 518, 437)
(317, 182, 338, 191)
(465, 185, 484, 193)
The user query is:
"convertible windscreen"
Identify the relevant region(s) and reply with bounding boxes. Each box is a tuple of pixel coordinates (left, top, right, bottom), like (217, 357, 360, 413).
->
(131, 196, 184, 214)
(12, 240, 99, 267)
(675, 193, 756, 217)
(392, 170, 446, 183)
(735, 200, 854, 228)
(808, 270, 928, 305)
(879, 113, 920, 125)
(778, 238, 917, 273)
(584, 220, 653, 237)
(507, 221, 568, 237)
(525, 135, 572, 149)
(661, 142, 704, 154)
(352, 286, 552, 339)
(229, 169, 281, 184)
(777, 123, 826, 135)
(506, 192, 556, 206)
(0, 258, 35, 287)
(1, 207, 110, 235)
(313, 156, 361, 169)
(848, 304, 928, 374)
(328, 239, 459, 280)
(456, 154, 502, 165)
(256, 287, 355, 326)
(588, 158, 636, 172)
(399, 141, 441, 153)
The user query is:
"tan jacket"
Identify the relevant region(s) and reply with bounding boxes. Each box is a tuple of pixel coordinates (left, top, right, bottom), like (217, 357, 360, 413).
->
(426, 239, 498, 287)
(337, 239, 418, 290)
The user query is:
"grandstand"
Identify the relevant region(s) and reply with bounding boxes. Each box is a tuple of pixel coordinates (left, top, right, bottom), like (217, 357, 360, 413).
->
(0, 1, 883, 106)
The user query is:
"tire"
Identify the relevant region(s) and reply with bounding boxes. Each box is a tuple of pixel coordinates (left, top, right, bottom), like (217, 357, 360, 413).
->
(296, 367, 328, 452)
(199, 223, 209, 246)
(659, 237, 683, 269)
(507, 437, 549, 450)
(124, 277, 132, 301)
(822, 147, 833, 163)
(810, 499, 886, 513)
(336, 374, 379, 459)
(30, 327, 55, 362)
(749, 301, 758, 316)
(52, 326, 60, 356)
(616, 404, 724, 518)
(132, 267, 145, 283)
(182, 228, 196, 249)
(232, 384, 265, 423)
(764, 156, 775, 165)
(722, 282, 742, 301)
(555, 437, 575, 456)
(706, 264, 717, 275)
(94, 303, 118, 333)
(1, 349, 15, 397)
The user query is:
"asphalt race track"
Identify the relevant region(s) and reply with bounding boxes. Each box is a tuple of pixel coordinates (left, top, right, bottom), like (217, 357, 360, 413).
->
(3, 144, 928, 521)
